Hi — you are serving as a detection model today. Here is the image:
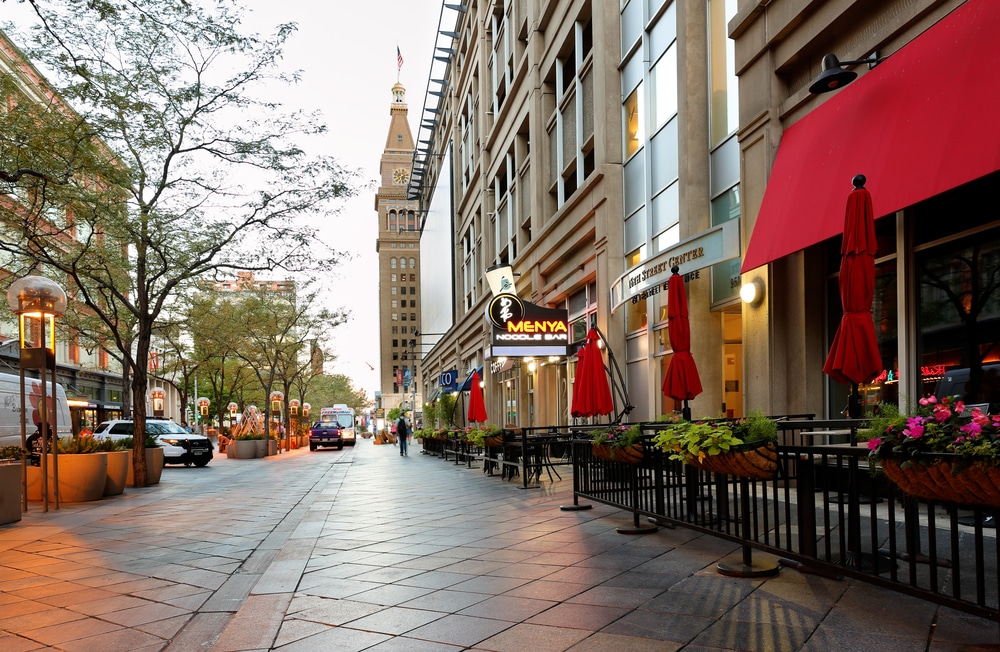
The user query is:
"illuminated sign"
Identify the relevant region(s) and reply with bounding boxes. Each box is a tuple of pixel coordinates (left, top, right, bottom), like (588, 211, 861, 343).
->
(439, 370, 458, 392)
(610, 221, 740, 313)
(486, 294, 568, 357)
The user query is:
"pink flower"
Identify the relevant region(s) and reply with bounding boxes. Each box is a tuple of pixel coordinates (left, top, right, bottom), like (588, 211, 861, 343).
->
(972, 411, 990, 427)
(867, 437, 882, 451)
(919, 396, 938, 406)
(954, 400, 966, 414)
(903, 417, 925, 438)
(933, 406, 952, 423)
(960, 422, 982, 438)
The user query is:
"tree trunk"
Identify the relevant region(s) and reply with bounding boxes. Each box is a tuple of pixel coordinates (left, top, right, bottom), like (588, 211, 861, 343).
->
(130, 330, 151, 487)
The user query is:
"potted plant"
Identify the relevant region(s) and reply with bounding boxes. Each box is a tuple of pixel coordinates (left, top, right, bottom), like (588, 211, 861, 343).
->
(232, 432, 263, 459)
(117, 436, 165, 486)
(27, 435, 108, 502)
(96, 437, 130, 497)
(590, 423, 644, 464)
(866, 395, 1000, 506)
(652, 409, 779, 479)
(1, 446, 28, 525)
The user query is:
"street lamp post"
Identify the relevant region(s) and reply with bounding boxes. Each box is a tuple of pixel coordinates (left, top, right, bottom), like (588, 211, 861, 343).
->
(7, 275, 67, 513)
(269, 390, 283, 453)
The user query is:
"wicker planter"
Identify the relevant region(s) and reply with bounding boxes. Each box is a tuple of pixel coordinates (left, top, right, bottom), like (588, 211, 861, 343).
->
(880, 458, 1000, 507)
(484, 435, 504, 448)
(592, 442, 644, 465)
(687, 440, 778, 480)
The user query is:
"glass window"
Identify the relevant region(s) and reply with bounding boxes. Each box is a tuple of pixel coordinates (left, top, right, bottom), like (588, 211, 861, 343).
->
(651, 44, 677, 130)
(708, 0, 739, 144)
(624, 85, 643, 159)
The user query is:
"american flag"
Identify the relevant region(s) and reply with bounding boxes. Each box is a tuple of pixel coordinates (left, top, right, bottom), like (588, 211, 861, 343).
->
(397, 46, 404, 72)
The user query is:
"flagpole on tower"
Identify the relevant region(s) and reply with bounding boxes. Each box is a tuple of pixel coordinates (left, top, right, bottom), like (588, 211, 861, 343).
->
(396, 45, 403, 82)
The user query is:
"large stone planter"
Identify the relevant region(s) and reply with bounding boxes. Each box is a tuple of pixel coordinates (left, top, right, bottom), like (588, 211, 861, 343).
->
(255, 439, 267, 458)
(103, 451, 130, 496)
(127, 448, 164, 487)
(232, 440, 258, 459)
(268, 440, 278, 456)
(27, 454, 108, 503)
(0, 463, 22, 525)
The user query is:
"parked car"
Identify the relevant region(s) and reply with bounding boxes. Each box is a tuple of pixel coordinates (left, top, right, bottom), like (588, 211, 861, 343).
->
(309, 421, 343, 451)
(93, 418, 214, 467)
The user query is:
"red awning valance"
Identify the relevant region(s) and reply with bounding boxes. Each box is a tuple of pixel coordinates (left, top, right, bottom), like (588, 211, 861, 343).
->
(742, 0, 1000, 273)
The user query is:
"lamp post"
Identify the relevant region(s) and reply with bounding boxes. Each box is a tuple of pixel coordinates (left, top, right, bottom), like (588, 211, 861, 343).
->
(150, 387, 166, 417)
(197, 397, 210, 434)
(7, 275, 67, 513)
(227, 401, 238, 438)
(269, 390, 284, 452)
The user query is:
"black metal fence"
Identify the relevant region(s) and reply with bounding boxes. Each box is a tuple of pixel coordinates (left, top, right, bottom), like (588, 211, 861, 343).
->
(417, 420, 999, 621)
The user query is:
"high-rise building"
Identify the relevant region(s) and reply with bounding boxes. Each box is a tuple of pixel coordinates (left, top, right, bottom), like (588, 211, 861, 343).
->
(374, 83, 422, 415)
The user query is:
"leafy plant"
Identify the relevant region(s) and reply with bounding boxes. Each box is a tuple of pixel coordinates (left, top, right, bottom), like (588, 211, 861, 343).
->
(235, 432, 265, 441)
(653, 409, 777, 465)
(466, 424, 501, 448)
(0, 446, 29, 462)
(95, 437, 119, 452)
(437, 393, 457, 428)
(859, 402, 901, 442)
(591, 423, 642, 449)
(57, 435, 100, 454)
(114, 436, 161, 449)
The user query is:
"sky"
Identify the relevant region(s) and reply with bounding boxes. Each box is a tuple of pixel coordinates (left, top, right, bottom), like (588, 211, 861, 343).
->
(3, 0, 445, 400)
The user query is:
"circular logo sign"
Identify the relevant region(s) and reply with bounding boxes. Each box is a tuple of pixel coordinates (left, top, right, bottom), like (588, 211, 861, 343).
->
(487, 294, 524, 329)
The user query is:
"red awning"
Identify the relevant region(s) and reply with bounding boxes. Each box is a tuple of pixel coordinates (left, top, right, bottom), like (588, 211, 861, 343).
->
(742, 0, 1000, 273)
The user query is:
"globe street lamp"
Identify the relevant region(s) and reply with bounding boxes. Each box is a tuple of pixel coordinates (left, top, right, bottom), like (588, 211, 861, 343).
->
(7, 275, 67, 512)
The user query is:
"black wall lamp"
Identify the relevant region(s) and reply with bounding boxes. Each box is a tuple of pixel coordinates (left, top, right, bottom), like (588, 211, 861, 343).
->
(809, 52, 884, 94)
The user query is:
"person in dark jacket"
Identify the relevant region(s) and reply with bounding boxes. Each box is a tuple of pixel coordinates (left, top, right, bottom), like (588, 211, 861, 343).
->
(396, 415, 409, 457)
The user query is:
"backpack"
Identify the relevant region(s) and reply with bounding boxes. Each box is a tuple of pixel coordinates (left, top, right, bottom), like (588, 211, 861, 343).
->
(397, 418, 407, 437)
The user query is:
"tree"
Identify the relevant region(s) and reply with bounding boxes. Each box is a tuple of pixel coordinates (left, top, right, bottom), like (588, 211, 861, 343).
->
(0, 1, 354, 484)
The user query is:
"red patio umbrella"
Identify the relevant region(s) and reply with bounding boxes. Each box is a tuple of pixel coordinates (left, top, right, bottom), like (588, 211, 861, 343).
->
(571, 328, 614, 418)
(823, 174, 881, 418)
(662, 267, 702, 420)
(467, 371, 488, 423)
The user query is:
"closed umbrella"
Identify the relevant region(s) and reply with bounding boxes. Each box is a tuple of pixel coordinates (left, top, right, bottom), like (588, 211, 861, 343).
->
(662, 266, 702, 420)
(571, 328, 614, 418)
(823, 174, 881, 418)
(467, 371, 488, 423)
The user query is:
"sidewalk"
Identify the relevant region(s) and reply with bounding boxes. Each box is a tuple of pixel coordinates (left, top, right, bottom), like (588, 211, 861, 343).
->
(0, 440, 997, 651)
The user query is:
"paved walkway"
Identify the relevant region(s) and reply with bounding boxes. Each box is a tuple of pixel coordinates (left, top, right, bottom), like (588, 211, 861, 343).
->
(1, 439, 998, 651)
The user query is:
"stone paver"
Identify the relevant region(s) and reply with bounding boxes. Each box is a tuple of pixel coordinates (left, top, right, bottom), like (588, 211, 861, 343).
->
(0, 440, 998, 651)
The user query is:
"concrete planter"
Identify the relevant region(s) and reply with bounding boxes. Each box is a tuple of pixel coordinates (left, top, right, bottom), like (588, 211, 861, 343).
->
(27, 454, 108, 503)
(255, 439, 267, 458)
(232, 440, 258, 459)
(268, 440, 278, 456)
(126, 448, 164, 487)
(0, 463, 22, 525)
(102, 451, 130, 496)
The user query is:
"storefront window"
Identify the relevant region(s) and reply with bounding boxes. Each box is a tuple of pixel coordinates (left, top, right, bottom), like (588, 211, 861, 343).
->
(916, 227, 1000, 410)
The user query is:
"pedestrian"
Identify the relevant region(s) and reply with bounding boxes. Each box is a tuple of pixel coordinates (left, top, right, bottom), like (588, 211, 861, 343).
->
(396, 415, 409, 457)
(26, 423, 53, 467)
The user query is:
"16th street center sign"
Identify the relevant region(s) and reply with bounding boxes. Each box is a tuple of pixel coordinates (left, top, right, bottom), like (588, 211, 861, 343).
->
(486, 294, 569, 357)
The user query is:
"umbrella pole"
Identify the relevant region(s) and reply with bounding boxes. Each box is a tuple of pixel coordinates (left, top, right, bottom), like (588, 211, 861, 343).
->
(594, 326, 635, 422)
(682, 400, 691, 421)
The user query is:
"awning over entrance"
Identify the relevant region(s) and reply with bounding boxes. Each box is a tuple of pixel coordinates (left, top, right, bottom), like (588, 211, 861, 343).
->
(458, 366, 484, 392)
(742, 0, 1000, 273)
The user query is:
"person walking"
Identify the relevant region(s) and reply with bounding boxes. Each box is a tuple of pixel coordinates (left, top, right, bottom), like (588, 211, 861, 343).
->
(396, 414, 409, 457)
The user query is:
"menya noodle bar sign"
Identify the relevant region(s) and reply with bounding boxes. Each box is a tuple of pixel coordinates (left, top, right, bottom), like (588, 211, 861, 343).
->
(487, 294, 569, 345)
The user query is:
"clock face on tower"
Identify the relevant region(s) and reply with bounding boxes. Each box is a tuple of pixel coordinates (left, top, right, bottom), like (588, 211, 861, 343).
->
(392, 168, 410, 185)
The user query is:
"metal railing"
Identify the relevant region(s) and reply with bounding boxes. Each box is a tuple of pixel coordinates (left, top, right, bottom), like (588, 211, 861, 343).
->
(565, 420, 999, 622)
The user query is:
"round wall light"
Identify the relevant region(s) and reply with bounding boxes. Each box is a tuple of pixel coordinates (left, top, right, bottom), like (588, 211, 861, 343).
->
(740, 279, 764, 306)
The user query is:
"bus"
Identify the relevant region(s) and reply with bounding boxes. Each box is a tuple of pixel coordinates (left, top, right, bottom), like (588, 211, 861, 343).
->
(318, 404, 356, 446)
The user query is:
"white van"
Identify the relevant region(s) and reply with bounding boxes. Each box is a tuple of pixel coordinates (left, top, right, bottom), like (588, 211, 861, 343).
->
(0, 372, 72, 448)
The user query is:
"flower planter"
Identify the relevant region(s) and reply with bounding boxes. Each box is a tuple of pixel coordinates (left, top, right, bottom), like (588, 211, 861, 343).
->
(880, 458, 1000, 508)
(102, 451, 130, 496)
(27, 454, 108, 502)
(687, 441, 779, 480)
(0, 463, 22, 525)
(255, 439, 267, 457)
(232, 440, 258, 459)
(268, 440, 278, 456)
(592, 442, 644, 465)
(127, 448, 164, 486)
(484, 435, 504, 448)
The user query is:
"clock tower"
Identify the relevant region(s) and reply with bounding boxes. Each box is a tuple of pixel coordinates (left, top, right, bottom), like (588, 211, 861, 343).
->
(374, 83, 422, 421)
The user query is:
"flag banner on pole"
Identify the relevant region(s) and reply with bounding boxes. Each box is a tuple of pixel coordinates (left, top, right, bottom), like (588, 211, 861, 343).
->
(397, 46, 404, 72)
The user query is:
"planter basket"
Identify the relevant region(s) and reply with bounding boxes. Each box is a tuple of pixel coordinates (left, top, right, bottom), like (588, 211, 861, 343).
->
(592, 442, 644, 465)
(483, 435, 504, 448)
(880, 458, 1000, 508)
(687, 440, 778, 480)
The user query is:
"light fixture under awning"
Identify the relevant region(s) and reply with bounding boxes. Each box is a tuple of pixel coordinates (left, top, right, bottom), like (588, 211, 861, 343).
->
(742, 0, 1000, 273)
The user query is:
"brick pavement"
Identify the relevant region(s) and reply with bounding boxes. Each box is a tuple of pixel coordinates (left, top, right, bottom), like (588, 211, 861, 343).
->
(1, 439, 998, 651)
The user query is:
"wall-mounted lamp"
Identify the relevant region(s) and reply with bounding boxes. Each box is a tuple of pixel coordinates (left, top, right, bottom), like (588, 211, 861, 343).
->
(527, 361, 537, 373)
(809, 52, 884, 94)
(740, 279, 765, 306)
